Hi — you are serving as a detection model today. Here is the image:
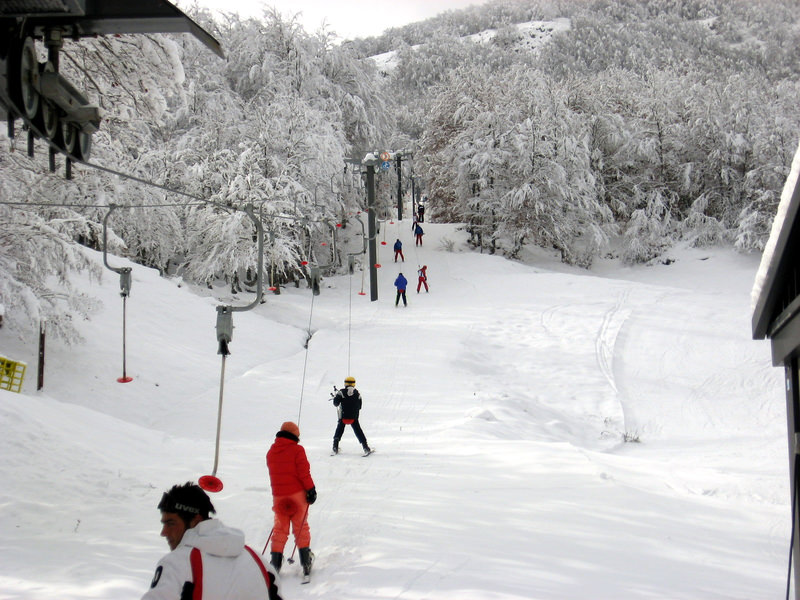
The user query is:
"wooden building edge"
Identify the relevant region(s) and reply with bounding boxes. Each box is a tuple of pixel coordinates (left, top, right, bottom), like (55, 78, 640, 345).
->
(751, 137, 800, 598)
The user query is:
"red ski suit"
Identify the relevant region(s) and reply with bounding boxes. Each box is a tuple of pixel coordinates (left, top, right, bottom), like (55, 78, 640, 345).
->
(417, 266, 428, 292)
(266, 433, 315, 553)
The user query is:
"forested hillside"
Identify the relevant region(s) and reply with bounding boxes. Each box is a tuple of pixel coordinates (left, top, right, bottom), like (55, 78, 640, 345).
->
(354, 0, 800, 264)
(1, 0, 798, 339)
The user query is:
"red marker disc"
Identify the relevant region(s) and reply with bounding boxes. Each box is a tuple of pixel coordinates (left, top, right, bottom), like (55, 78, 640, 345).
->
(199, 475, 224, 492)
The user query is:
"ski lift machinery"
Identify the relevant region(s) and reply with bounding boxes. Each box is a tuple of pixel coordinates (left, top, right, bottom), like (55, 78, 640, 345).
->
(0, 0, 223, 176)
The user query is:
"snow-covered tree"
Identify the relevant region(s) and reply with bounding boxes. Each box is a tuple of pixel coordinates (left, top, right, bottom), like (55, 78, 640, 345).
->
(0, 159, 102, 341)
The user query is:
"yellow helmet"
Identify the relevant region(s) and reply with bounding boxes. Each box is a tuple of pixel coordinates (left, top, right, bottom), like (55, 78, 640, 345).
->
(344, 376, 356, 386)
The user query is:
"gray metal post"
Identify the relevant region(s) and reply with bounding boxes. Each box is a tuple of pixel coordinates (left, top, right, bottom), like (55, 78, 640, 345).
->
(787, 360, 800, 600)
(37, 320, 45, 390)
(396, 153, 403, 222)
(366, 164, 378, 301)
(411, 175, 416, 219)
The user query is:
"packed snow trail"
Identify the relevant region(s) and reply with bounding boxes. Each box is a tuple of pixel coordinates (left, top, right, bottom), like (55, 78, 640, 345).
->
(0, 219, 788, 599)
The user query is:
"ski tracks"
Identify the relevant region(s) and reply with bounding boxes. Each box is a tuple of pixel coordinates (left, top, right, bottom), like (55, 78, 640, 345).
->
(541, 285, 634, 442)
(595, 288, 631, 395)
(594, 287, 632, 439)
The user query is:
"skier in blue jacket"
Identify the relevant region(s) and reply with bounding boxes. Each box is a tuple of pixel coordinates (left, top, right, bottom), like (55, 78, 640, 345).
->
(394, 273, 408, 307)
(393, 239, 404, 262)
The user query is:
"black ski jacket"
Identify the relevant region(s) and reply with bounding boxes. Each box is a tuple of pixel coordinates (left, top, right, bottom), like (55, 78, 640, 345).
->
(333, 387, 362, 420)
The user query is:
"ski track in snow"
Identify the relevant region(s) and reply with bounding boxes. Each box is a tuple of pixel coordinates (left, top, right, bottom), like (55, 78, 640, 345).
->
(595, 288, 631, 396)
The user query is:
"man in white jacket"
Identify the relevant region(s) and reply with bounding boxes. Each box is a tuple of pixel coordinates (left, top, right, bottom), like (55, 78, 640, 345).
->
(143, 482, 282, 600)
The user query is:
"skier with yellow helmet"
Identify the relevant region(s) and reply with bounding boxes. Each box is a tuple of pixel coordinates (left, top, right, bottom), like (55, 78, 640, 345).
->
(331, 376, 372, 456)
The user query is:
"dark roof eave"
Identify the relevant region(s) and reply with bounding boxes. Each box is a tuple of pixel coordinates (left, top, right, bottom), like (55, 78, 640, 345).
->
(752, 159, 800, 339)
(1, 0, 223, 58)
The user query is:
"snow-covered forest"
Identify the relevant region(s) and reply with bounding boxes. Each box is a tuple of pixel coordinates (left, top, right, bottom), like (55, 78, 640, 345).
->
(2, 0, 799, 341)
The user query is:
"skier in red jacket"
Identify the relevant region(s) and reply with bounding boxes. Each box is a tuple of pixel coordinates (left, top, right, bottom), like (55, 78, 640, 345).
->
(266, 422, 316, 579)
(417, 265, 428, 293)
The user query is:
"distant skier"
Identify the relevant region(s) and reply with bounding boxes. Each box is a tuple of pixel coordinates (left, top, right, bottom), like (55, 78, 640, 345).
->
(331, 376, 372, 456)
(417, 265, 428, 293)
(393, 238, 404, 262)
(266, 422, 316, 581)
(417, 203, 425, 223)
(414, 223, 424, 246)
(142, 482, 283, 600)
(394, 272, 408, 307)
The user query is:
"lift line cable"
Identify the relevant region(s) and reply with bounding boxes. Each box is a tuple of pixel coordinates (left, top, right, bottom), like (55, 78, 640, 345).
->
(0, 199, 208, 209)
(293, 218, 341, 425)
(6, 98, 352, 221)
(81, 161, 213, 203)
(4, 95, 227, 210)
(348, 263, 354, 374)
(296, 284, 317, 426)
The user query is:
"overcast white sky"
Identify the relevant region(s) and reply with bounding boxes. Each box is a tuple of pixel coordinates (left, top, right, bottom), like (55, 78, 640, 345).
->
(184, 0, 485, 40)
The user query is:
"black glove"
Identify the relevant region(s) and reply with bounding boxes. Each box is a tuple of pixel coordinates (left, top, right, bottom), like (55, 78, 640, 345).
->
(306, 487, 317, 505)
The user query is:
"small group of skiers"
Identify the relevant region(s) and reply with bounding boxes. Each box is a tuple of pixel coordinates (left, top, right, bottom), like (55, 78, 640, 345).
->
(394, 265, 428, 306)
(394, 226, 423, 258)
(142, 376, 372, 599)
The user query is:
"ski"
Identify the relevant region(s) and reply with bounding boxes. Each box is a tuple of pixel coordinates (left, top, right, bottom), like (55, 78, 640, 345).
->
(329, 449, 373, 456)
(301, 574, 311, 584)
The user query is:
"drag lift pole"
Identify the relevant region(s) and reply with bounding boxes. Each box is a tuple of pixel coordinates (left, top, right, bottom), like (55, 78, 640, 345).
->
(200, 204, 263, 493)
(102, 205, 133, 383)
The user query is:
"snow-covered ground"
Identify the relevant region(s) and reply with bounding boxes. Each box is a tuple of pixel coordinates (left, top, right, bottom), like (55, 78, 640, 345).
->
(0, 216, 789, 599)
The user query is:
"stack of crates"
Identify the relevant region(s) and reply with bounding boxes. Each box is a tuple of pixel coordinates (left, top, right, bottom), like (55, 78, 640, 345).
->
(0, 356, 26, 393)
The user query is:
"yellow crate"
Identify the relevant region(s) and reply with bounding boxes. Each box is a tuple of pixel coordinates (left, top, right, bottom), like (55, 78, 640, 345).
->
(0, 356, 26, 393)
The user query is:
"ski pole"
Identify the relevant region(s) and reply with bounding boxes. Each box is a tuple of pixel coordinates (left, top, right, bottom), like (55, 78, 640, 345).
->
(286, 504, 310, 564)
(261, 528, 274, 555)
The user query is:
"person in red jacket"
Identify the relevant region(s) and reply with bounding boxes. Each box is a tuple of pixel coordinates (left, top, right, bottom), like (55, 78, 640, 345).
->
(417, 265, 428, 293)
(266, 422, 316, 579)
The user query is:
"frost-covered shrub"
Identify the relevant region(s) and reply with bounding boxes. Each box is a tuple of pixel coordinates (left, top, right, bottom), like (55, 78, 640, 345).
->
(621, 190, 674, 264)
(681, 194, 728, 248)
